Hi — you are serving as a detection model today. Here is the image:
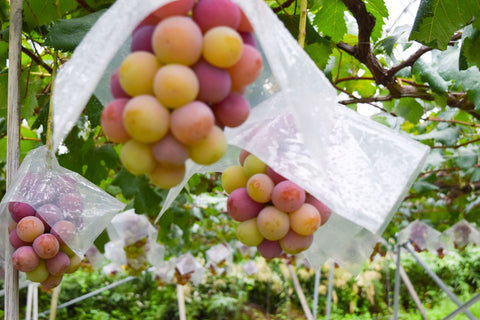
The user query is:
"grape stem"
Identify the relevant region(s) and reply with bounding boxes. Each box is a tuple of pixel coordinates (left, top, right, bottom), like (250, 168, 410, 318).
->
(45, 50, 57, 165)
(298, 0, 307, 48)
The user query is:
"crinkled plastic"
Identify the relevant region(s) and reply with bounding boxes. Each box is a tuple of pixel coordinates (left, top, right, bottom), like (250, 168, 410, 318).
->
(398, 220, 444, 252)
(205, 243, 233, 275)
(153, 259, 176, 285)
(0, 146, 125, 259)
(105, 210, 165, 271)
(175, 253, 205, 285)
(442, 219, 480, 250)
(243, 260, 259, 276)
(51, 0, 429, 274)
(85, 245, 105, 270)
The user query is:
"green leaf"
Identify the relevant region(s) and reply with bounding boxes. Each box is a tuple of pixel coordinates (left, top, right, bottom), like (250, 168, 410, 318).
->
(409, 0, 480, 50)
(365, 0, 388, 41)
(0, 41, 7, 69)
(305, 42, 332, 71)
(455, 148, 478, 169)
(85, 95, 103, 128)
(44, 10, 105, 51)
(470, 168, 480, 182)
(412, 59, 450, 94)
(413, 127, 459, 146)
(412, 180, 439, 193)
(112, 168, 141, 199)
(312, 0, 347, 42)
(21, 75, 43, 120)
(394, 98, 424, 124)
(460, 26, 480, 69)
(134, 177, 163, 217)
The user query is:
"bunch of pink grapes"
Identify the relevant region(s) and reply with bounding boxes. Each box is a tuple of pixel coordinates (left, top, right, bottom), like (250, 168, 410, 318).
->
(102, 0, 263, 189)
(8, 174, 84, 290)
(221, 150, 332, 260)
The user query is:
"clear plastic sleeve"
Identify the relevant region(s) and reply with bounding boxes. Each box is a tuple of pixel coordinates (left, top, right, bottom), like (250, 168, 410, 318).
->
(51, 0, 429, 274)
(0, 146, 125, 259)
(105, 209, 165, 273)
(442, 219, 480, 250)
(398, 220, 444, 252)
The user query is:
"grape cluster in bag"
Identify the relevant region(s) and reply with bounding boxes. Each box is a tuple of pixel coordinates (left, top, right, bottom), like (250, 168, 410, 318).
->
(101, 0, 263, 189)
(222, 150, 332, 260)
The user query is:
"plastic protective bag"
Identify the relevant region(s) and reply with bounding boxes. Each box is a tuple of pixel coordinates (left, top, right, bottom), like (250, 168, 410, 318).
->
(105, 209, 164, 275)
(442, 219, 480, 250)
(51, 0, 429, 274)
(205, 243, 233, 275)
(0, 146, 125, 260)
(397, 220, 444, 252)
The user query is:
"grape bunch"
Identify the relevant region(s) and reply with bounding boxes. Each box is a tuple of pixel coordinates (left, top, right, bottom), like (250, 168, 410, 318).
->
(123, 237, 149, 276)
(101, 0, 262, 189)
(221, 150, 332, 260)
(8, 174, 84, 290)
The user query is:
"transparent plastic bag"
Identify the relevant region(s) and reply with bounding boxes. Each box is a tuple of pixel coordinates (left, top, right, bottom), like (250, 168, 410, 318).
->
(398, 220, 444, 252)
(0, 146, 125, 260)
(105, 209, 165, 274)
(442, 219, 480, 250)
(51, 0, 429, 274)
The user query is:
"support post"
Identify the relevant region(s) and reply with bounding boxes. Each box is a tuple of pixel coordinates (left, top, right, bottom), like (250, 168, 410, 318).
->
(403, 243, 477, 320)
(312, 266, 321, 320)
(177, 284, 187, 320)
(325, 260, 334, 320)
(393, 244, 401, 320)
(288, 264, 314, 320)
(443, 292, 480, 320)
(5, 0, 23, 318)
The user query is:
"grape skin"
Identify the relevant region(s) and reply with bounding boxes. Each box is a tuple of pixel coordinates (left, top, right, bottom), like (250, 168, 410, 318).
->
(202, 26, 243, 68)
(121, 139, 157, 175)
(153, 64, 200, 109)
(101, 98, 131, 143)
(170, 101, 215, 145)
(193, 0, 241, 32)
(256, 206, 290, 241)
(227, 187, 264, 221)
(12, 246, 40, 272)
(16, 216, 45, 243)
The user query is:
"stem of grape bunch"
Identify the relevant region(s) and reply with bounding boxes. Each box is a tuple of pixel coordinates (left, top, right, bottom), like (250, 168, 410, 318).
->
(45, 50, 58, 166)
(298, 0, 308, 48)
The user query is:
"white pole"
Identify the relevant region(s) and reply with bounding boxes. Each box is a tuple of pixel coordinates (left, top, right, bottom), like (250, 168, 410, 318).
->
(312, 266, 321, 319)
(26, 284, 34, 320)
(288, 264, 314, 320)
(177, 284, 187, 320)
(325, 260, 334, 320)
(33, 284, 38, 320)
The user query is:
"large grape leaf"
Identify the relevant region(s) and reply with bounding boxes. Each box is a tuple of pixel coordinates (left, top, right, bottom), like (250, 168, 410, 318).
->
(365, 0, 388, 41)
(312, 0, 347, 43)
(409, 0, 480, 50)
(460, 26, 480, 69)
(412, 59, 450, 94)
(44, 10, 105, 51)
(23, 0, 77, 30)
(394, 98, 424, 124)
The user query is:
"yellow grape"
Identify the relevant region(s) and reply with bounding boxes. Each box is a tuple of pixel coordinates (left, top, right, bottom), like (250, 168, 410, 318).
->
(202, 26, 243, 68)
(121, 139, 156, 175)
(118, 51, 159, 96)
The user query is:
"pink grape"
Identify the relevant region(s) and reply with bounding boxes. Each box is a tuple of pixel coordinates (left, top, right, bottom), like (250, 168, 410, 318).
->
(246, 173, 274, 203)
(36, 203, 64, 232)
(256, 206, 290, 241)
(45, 251, 70, 276)
(101, 98, 131, 143)
(9, 229, 31, 249)
(211, 92, 250, 128)
(279, 230, 313, 255)
(170, 101, 215, 145)
(12, 246, 40, 272)
(8, 221, 17, 233)
(41, 273, 63, 291)
(152, 134, 189, 168)
(137, 0, 195, 27)
(149, 163, 186, 189)
(305, 194, 332, 226)
(266, 166, 287, 185)
(110, 69, 130, 99)
(10, 202, 36, 223)
(237, 6, 254, 32)
(8, 201, 16, 213)
(33, 233, 60, 259)
(228, 44, 262, 90)
(257, 239, 283, 260)
(16, 216, 44, 242)
(271, 180, 306, 213)
(289, 203, 321, 236)
(152, 16, 203, 66)
(131, 25, 155, 52)
(227, 187, 264, 222)
(240, 32, 257, 48)
(51, 220, 76, 245)
(192, 59, 231, 103)
(193, 0, 241, 32)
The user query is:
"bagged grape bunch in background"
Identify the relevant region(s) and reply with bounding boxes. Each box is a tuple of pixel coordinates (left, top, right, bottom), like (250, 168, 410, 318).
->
(0, 146, 125, 289)
(105, 209, 164, 276)
(51, 0, 430, 273)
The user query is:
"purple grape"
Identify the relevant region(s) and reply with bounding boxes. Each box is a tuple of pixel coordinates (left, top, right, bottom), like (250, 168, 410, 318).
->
(240, 32, 256, 48)
(131, 25, 155, 52)
(57, 192, 84, 226)
(9, 229, 31, 249)
(45, 251, 70, 276)
(35, 203, 64, 232)
(52, 175, 77, 195)
(10, 202, 36, 223)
